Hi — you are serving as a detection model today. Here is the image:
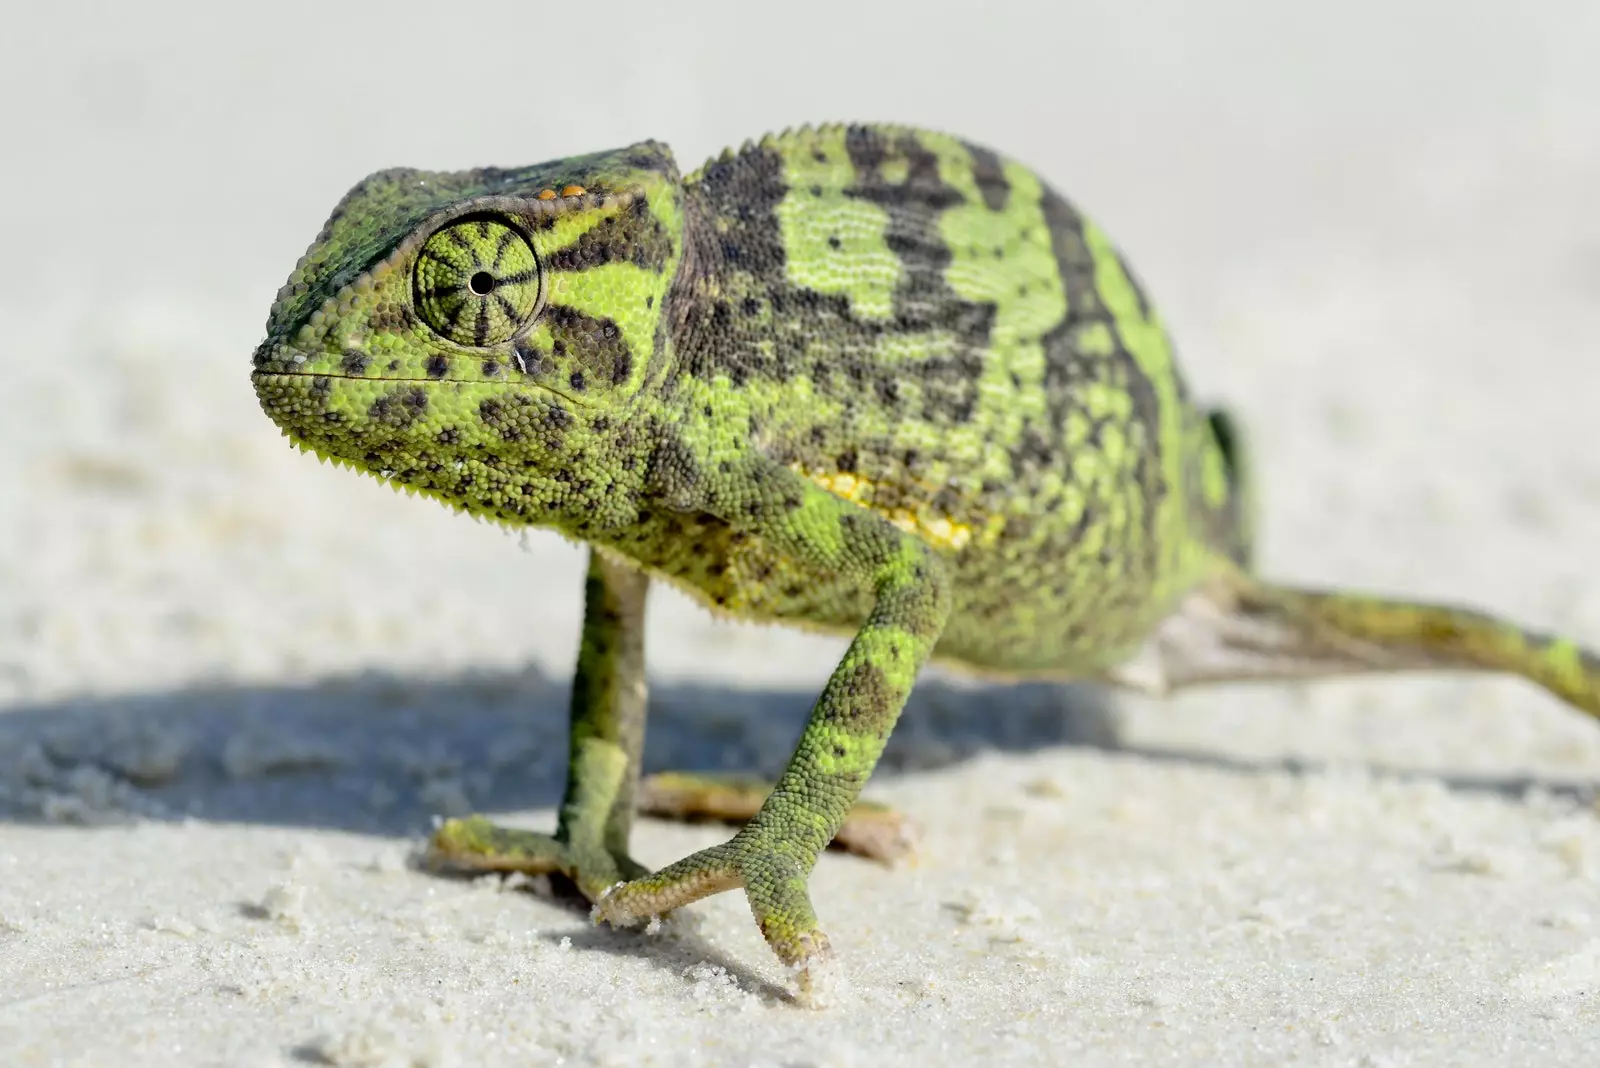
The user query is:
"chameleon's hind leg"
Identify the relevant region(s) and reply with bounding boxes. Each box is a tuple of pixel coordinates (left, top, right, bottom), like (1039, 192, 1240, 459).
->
(638, 771, 917, 863)
(427, 549, 654, 899)
(427, 551, 913, 899)
(1109, 567, 1600, 718)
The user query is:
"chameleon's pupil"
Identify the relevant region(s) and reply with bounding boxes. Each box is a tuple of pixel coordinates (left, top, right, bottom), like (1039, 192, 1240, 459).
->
(469, 271, 494, 295)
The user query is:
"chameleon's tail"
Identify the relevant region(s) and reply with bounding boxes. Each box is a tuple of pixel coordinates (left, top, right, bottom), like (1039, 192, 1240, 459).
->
(1112, 568, 1600, 718)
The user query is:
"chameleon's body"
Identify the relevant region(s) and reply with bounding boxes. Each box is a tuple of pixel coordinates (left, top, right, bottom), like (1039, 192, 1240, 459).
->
(252, 124, 1600, 989)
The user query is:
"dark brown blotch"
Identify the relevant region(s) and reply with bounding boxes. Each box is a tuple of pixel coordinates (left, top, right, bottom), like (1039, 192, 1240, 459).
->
(645, 433, 704, 509)
(826, 661, 898, 734)
(545, 304, 633, 387)
(964, 141, 1011, 212)
(369, 386, 429, 428)
(545, 199, 672, 274)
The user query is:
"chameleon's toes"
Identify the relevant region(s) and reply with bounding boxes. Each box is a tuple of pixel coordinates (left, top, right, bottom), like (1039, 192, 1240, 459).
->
(424, 815, 647, 902)
(593, 830, 835, 975)
(591, 839, 744, 926)
(425, 816, 560, 874)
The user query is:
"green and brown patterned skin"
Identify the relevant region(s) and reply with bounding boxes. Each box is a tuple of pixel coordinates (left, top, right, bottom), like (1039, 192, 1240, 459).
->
(252, 124, 1600, 991)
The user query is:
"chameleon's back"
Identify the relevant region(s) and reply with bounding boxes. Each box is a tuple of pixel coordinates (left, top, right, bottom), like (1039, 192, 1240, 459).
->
(667, 125, 1242, 676)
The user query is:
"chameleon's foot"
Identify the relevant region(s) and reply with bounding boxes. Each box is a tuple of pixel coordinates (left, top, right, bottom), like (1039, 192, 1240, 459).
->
(592, 826, 834, 977)
(638, 771, 918, 864)
(424, 816, 649, 903)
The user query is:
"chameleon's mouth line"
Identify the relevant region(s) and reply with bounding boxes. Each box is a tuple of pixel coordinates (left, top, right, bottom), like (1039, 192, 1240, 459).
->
(250, 369, 470, 384)
(250, 369, 589, 406)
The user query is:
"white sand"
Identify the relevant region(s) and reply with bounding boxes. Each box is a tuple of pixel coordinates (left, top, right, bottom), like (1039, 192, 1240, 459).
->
(5, 2, 1600, 1064)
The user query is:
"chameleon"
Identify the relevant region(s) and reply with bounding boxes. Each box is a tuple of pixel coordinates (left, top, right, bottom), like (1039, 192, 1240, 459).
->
(251, 123, 1600, 992)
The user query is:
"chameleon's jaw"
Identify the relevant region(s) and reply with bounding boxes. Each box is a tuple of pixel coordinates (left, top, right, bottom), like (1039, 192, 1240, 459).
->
(251, 361, 604, 529)
(251, 368, 417, 471)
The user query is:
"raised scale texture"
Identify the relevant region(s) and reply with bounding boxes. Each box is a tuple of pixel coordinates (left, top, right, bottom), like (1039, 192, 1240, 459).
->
(252, 124, 1600, 995)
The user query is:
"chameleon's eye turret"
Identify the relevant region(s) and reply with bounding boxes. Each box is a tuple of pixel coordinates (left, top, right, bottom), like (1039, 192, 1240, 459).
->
(413, 216, 541, 347)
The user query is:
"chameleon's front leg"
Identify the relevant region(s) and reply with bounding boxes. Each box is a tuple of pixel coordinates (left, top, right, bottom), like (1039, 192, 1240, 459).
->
(425, 546, 917, 897)
(427, 549, 653, 899)
(593, 463, 952, 979)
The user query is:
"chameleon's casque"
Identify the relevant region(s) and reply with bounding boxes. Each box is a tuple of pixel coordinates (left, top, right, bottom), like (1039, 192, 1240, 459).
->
(253, 124, 1600, 993)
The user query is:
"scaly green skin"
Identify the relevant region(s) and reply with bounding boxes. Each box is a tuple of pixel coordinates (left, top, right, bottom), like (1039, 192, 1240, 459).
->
(253, 124, 1600, 990)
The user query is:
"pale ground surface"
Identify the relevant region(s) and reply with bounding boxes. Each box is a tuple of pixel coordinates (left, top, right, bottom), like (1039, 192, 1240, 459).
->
(5, 1, 1600, 1065)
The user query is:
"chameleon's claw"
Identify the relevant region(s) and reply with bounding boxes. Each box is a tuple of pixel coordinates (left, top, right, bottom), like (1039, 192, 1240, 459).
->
(425, 815, 649, 903)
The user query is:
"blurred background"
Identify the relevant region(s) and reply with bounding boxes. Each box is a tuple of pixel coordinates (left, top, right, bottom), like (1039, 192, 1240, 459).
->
(3, 0, 1600, 826)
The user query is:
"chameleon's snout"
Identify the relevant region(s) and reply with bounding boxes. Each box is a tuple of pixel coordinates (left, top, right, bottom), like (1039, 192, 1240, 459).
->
(252, 358, 437, 464)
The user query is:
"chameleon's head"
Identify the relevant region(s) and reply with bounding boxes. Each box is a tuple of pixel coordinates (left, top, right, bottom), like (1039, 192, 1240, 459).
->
(251, 141, 684, 526)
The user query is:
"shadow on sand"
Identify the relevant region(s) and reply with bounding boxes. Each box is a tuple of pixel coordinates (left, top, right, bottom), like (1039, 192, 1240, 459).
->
(0, 665, 1122, 835)
(3, 663, 1591, 836)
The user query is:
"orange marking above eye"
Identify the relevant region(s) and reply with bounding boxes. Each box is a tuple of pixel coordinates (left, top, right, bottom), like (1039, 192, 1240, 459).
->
(536, 188, 557, 200)
(561, 184, 586, 197)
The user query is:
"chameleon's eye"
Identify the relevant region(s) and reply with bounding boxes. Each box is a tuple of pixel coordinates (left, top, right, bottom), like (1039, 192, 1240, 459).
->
(413, 217, 540, 347)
